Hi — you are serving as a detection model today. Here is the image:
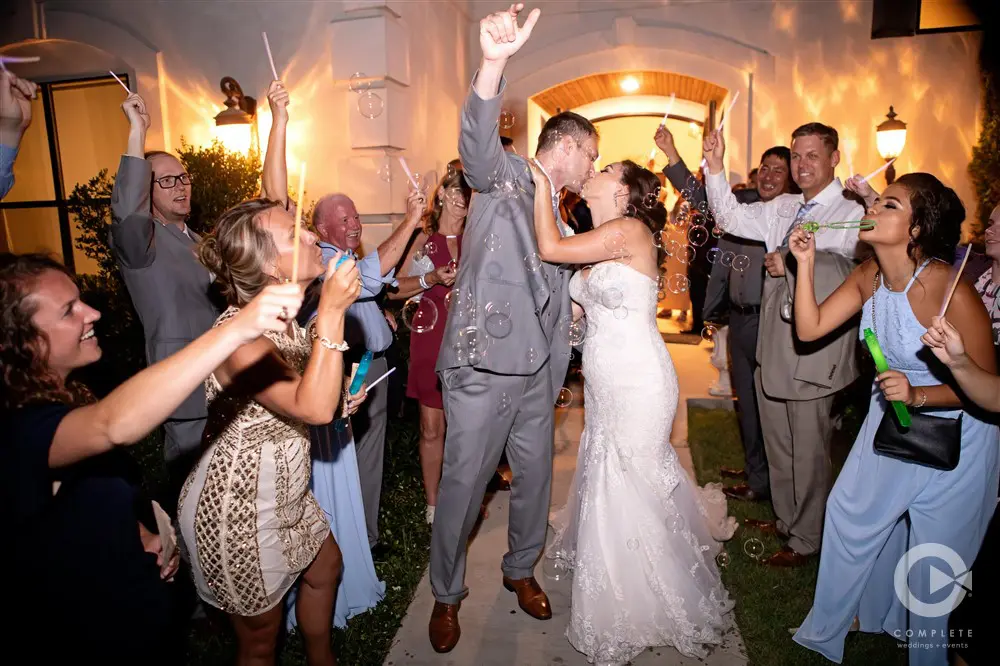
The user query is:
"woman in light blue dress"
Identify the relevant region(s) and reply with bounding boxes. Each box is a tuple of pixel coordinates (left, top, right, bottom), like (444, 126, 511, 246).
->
(784, 172, 998, 666)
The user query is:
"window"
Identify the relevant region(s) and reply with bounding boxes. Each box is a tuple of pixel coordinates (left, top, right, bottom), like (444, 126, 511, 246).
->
(1, 74, 129, 273)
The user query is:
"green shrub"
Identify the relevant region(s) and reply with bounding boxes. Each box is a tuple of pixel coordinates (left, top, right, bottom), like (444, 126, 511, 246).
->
(969, 70, 1000, 243)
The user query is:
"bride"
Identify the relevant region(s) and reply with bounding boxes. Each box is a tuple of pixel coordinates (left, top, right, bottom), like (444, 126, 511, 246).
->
(526, 158, 737, 665)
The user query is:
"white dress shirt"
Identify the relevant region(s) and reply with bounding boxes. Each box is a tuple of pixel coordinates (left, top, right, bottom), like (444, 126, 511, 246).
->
(534, 159, 574, 238)
(705, 171, 865, 258)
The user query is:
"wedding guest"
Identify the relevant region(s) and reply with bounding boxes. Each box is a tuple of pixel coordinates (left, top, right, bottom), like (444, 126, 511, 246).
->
(704, 123, 865, 566)
(973, 203, 1000, 348)
(259, 78, 386, 631)
(1, 252, 303, 664)
(389, 163, 470, 524)
(0, 70, 37, 200)
(109, 92, 220, 510)
(788, 173, 998, 666)
(177, 199, 361, 666)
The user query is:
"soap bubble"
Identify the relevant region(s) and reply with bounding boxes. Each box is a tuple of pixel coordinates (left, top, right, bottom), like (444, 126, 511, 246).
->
(721, 251, 735, 268)
(733, 254, 750, 272)
(642, 191, 660, 209)
(558, 314, 587, 346)
(349, 72, 370, 92)
(653, 230, 669, 249)
(747, 202, 764, 219)
(484, 301, 513, 339)
(666, 513, 686, 533)
(556, 387, 574, 408)
(358, 91, 384, 119)
(601, 287, 624, 309)
(701, 324, 718, 341)
(667, 274, 690, 294)
(603, 230, 627, 255)
(743, 537, 765, 560)
(626, 538, 640, 551)
(527, 347, 538, 364)
(676, 244, 696, 265)
(711, 224, 726, 239)
(707, 247, 722, 264)
(376, 155, 392, 182)
(402, 296, 438, 333)
(485, 233, 502, 251)
(524, 253, 542, 271)
(613, 306, 628, 320)
(778, 200, 799, 218)
(542, 556, 568, 581)
(497, 392, 512, 416)
(485, 261, 503, 280)
(715, 551, 730, 568)
(688, 225, 709, 247)
(499, 109, 515, 130)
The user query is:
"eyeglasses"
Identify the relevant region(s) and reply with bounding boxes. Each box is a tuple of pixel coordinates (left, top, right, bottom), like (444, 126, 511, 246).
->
(154, 173, 192, 189)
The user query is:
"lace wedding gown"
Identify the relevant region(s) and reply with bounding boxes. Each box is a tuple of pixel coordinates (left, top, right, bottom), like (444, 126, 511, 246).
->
(548, 262, 737, 665)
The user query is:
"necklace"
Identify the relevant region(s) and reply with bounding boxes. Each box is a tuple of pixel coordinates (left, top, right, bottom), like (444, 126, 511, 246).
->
(444, 234, 459, 239)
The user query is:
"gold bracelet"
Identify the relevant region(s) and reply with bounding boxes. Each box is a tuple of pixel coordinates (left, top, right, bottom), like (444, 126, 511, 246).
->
(914, 388, 927, 409)
(310, 328, 349, 352)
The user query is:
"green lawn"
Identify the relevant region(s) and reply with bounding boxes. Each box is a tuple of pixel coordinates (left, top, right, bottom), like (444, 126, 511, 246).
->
(687, 406, 906, 666)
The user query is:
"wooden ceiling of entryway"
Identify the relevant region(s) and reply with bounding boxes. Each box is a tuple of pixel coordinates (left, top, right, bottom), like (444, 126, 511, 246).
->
(531, 71, 728, 115)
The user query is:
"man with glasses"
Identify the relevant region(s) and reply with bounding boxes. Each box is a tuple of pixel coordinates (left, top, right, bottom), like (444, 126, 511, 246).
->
(109, 92, 220, 510)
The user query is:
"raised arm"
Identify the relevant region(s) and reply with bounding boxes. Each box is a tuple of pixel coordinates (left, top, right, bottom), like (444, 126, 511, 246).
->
(654, 125, 706, 209)
(922, 315, 1000, 412)
(215, 255, 361, 425)
(0, 70, 37, 200)
(703, 130, 770, 245)
(261, 80, 289, 207)
(109, 93, 156, 269)
(788, 226, 866, 341)
(50, 283, 304, 467)
(376, 188, 426, 275)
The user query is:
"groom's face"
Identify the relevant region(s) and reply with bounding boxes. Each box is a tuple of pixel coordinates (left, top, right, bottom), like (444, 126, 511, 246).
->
(562, 134, 599, 194)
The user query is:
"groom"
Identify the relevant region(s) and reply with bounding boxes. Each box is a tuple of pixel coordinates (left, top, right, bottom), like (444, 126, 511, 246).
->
(428, 3, 598, 653)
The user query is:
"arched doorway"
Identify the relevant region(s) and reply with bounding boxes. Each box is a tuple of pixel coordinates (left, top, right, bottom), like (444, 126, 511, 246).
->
(0, 39, 134, 273)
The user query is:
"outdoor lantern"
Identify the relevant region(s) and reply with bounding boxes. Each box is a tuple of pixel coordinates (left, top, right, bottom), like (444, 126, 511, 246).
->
(876, 106, 907, 184)
(214, 76, 257, 155)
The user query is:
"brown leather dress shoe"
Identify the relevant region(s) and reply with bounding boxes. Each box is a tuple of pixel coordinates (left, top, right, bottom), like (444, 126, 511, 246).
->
(429, 601, 461, 653)
(720, 467, 748, 480)
(763, 545, 814, 568)
(743, 518, 781, 535)
(723, 483, 769, 502)
(502, 576, 552, 620)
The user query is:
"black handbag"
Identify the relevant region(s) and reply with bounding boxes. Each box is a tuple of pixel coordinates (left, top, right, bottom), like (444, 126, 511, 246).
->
(869, 271, 962, 470)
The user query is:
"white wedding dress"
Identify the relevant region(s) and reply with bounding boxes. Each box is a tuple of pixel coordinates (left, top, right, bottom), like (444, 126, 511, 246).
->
(548, 262, 737, 665)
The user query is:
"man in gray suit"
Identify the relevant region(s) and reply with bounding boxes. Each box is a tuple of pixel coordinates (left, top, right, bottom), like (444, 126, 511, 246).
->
(110, 93, 219, 509)
(428, 4, 597, 653)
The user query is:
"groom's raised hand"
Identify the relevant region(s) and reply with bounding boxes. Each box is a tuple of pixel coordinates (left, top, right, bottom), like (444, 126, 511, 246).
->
(480, 3, 541, 63)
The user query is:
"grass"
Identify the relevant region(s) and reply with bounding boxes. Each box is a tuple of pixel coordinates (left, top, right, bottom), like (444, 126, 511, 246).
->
(687, 405, 907, 666)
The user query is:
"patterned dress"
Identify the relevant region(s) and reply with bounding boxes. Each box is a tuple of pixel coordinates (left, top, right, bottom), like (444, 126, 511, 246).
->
(974, 267, 999, 346)
(178, 307, 329, 616)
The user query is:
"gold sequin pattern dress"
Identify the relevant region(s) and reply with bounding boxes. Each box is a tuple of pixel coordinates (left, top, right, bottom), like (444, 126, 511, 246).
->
(177, 307, 329, 616)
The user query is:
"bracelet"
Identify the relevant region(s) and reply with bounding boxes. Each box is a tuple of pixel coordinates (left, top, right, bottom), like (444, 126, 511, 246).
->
(419, 274, 430, 290)
(310, 328, 349, 352)
(914, 388, 927, 409)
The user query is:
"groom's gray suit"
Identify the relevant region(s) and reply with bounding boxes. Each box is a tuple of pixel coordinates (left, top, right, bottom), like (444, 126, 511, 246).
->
(431, 75, 573, 604)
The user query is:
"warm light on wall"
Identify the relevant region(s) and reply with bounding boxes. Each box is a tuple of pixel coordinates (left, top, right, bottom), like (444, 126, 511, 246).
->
(215, 123, 254, 155)
(620, 76, 640, 93)
(214, 76, 257, 155)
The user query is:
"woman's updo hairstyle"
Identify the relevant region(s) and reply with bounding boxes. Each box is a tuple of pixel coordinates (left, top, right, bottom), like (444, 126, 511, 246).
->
(894, 172, 964, 263)
(618, 159, 668, 261)
(199, 198, 283, 307)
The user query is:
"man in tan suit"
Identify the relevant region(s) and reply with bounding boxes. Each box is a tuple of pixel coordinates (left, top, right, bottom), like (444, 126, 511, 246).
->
(704, 123, 865, 565)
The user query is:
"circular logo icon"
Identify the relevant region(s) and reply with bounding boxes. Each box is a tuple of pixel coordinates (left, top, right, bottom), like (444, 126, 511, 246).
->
(894, 543, 971, 618)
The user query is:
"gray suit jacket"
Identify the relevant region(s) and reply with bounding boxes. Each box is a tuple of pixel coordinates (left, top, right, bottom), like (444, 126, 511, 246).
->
(756, 249, 860, 401)
(436, 77, 573, 401)
(109, 155, 220, 420)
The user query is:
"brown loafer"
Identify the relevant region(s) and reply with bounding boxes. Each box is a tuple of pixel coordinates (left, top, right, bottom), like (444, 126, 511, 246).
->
(720, 467, 748, 480)
(723, 483, 770, 502)
(763, 545, 814, 568)
(502, 576, 552, 620)
(743, 518, 781, 535)
(429, 601, 461, 653)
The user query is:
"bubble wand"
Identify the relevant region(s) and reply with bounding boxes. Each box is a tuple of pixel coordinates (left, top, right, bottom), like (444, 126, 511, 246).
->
(0, 55, 41, 72)
(863, 328, 911, 427)
(861, 158, 895, 184)
(291, 162, 306, 283)
(939, 245, 972, 318)
(261, 32, 279, 80)
(108, 70, 131, 94)
(650, 93, 676, 161)
(397, 156, 420, 190)
(801, 220, 875, 233)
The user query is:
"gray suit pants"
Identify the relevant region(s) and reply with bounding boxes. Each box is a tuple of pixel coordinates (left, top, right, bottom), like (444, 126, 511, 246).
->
(755, 367, 835, 555)
(729, 312, 769, 495)
(430, 364, 554, 604)
(353, 355, 390, 548)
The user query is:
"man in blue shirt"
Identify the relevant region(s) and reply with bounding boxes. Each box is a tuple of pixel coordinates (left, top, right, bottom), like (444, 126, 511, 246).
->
(0, 70, 38, 200)
(313, 190, 425, 548)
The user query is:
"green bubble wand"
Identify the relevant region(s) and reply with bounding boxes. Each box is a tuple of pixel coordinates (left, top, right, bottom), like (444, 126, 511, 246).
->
(863, 328, 911, 427)
(801, 220, 875, 233)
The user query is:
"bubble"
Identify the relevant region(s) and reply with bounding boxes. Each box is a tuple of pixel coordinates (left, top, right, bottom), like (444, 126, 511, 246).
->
(697, 201, 710, 215)
(676, 244, 696, 265)
(402, 296, 438, 333)
(407, 172, 425, 193)
(732, 254, 750, 272)
(613, 306, 628, 320)
(498, 179, 519, 199)
(484, 233, 502, 251)
(499, 109, 515, 130)
(603, 230, 627, 255)
(358, 91, 384, 119)
(666, 513, 686, 533)
(721, 251, 735, 268)
(626, 538, 640, 551)
(376, 155, 392, 182)
(455, 326, 488, 363)
(707, 247, 722, 264)
(527, 347, 538, 364)
(542, 556, 568, 581)
(652, 230, 669, 249)
(497, 392, 512, 416)
(601, 287, 623, 309)
(524, 253, 542, 271)
(443, 290, 454, 311)
(423, 241, 437, 256)
(701, 324, 718, 341)
(555, 387, 574, 408)
(349, 72, 370, 92)
(688, 225, 709, 247)
(747, 202, 764, 219)
(715, 551, 730, 568)
(778, 200, 799, 218)
(657, 290, 666, 300)
(413, 247, 426, 263)
(558, 315, 587, 346)
(447, 259, 458, 271)
(743, 537, 765, 560)
(711, 224, 726, 239)
(484, 301, 512, 339)
(665, 240, 679, 259)
(485, 261, 503, 279)
(667, 274, 690, 294)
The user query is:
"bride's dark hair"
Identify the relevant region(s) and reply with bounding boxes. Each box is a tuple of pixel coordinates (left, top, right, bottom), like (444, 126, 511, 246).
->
(618, 160, 668, 264)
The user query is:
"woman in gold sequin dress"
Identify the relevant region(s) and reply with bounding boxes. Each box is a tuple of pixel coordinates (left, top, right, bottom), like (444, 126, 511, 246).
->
(177, 199, 362, 666)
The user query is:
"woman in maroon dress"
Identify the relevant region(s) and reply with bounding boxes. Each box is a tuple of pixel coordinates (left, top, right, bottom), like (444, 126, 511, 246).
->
(390, 161, 470, 523)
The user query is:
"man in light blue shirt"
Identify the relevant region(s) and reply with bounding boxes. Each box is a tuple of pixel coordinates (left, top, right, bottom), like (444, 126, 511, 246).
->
(312, 190, 425, 549)
(0, 71, 38, 200)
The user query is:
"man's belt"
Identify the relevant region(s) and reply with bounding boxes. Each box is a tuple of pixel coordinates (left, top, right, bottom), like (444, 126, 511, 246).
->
(731, 303, 761, 315)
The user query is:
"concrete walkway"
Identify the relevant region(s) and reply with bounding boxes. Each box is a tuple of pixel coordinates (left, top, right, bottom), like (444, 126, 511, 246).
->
(385, 317, 748, 666)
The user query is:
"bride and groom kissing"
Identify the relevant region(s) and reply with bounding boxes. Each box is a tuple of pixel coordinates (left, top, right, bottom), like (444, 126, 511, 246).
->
(427, 5, 737, 664)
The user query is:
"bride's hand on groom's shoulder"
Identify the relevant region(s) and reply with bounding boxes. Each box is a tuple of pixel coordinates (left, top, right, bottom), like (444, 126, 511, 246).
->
(479, 3, 541, 62)
(526, 158, 549, 189)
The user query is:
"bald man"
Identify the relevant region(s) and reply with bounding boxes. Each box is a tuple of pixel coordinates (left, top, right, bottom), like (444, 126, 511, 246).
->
(312, 191, 424, 549)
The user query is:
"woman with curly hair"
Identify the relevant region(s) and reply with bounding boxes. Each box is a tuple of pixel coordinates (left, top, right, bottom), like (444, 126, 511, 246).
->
(0, 252, 304, 663)
(788, 173, 998, 666)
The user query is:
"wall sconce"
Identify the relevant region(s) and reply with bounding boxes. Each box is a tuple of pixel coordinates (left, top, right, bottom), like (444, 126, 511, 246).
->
(620, 75, 640, 93)
(876, 106, 907, 185)
(214, 76, 257, 155)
